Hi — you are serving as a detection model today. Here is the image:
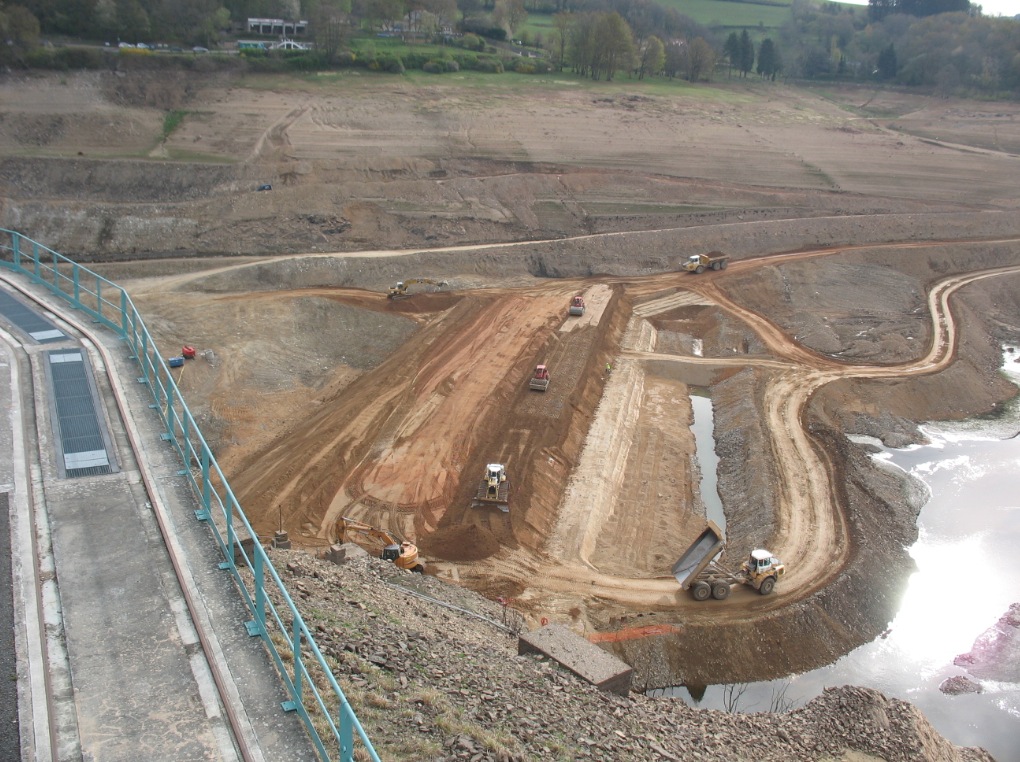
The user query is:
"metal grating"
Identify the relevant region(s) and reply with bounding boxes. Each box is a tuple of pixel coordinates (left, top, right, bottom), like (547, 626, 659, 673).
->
(48, 351, 112, 478)
(0, 289, 66, 343)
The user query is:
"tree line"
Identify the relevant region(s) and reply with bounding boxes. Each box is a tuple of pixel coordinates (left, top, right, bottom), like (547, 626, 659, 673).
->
(3, 0, 1020, 95)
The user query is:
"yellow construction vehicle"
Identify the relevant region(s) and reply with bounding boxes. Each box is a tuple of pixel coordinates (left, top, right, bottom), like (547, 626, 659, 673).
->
(672, 520, 785, 600)
(682, 252, 729, 274)
(472, 463, 510, 512)
(387, 278, 449, 299)
(332, 517, 425, 572)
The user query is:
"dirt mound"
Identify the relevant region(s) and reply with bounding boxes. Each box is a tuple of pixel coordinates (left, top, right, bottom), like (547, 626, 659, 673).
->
(421, 524, 501, 561)
(382, 291, 461, 313)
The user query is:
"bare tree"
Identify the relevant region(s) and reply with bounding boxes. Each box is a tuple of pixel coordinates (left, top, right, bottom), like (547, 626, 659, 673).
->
(722, 683, 749, 713)
(769, 681, 796, 713)
(314, 2, 350, 62)
(506, 0, 526, 36)
(551, 11, 571, 71)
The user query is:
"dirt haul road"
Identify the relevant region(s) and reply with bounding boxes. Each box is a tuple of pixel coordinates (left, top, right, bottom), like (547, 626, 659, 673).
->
(396, 245, 1020, 617)
(124, 232, 1020, 682)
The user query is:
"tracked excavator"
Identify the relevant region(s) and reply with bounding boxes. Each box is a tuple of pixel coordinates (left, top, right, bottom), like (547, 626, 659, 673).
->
(332, 517, 425, 572)
(387, 278, 449, 299)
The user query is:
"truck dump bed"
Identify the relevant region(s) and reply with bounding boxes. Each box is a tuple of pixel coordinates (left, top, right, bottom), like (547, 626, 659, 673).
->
(671, 521, 725, 589)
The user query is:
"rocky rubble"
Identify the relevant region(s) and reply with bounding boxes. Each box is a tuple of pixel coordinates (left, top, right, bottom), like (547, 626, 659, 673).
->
(261, 549, 993, 762)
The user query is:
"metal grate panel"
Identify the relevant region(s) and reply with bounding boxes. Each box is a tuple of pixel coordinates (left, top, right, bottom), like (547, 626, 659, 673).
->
(0, 290, 67, 343)
(48, 350, 112, 478)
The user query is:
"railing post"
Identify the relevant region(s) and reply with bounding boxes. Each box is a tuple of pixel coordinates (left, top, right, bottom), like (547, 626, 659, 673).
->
(32, 242, 41, 282)
(73, 266, 81, 303)
(11, 233, 20, 268)
(339, 705, 354, 762)
(224, 494, 236, 570)
(162, 373, 174, 436)
(140, 332, 150, 384)
(151, 354, 163, 415)
(246, 548, 266, 638)
(288, 618, 303, 711)
(201, 447, 211, 514)
(181, 412, 190, 459)
(120, 289, 129, 336)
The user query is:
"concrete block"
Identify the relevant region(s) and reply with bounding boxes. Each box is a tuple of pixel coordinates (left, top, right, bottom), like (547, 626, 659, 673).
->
(322, 542, 371, 566)
(518, 623, 633, 695)
(232, 535, 257, 566)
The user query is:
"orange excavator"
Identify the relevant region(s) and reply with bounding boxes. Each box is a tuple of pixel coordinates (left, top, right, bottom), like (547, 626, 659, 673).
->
(331, 517, 424, 572)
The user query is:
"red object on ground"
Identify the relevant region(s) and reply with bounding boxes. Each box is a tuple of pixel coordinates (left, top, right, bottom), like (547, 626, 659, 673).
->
(182, 345, 196, 359)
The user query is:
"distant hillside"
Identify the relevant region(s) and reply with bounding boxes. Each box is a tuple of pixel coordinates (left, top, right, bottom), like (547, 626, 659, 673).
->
(520, 0, 805, 43)
(657, 0, 793, 30)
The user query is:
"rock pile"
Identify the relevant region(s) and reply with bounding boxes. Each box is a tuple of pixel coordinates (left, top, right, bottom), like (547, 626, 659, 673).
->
(262, 550, 993, 762)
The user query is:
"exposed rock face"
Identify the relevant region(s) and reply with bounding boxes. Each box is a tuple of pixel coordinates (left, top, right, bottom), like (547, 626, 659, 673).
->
(941, 676, 983, 696)
(954, 603, 1020, 683)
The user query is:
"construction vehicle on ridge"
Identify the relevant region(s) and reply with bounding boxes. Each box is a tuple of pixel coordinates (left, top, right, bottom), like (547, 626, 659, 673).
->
(473, 463, 510, 512)
(672, 520, 785, 600)
(529, 364, 551, 392)
(568, 296, 586, 316)
(331, 516, 425, 572)
(682, 252, 729, 274)
(388, 278, 449, 299)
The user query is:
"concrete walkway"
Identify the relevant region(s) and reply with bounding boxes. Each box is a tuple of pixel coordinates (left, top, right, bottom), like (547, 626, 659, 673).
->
(1, 275, 317, 761)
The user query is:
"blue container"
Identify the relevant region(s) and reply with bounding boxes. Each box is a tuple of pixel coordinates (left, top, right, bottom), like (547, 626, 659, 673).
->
(167, 356, 185, 368)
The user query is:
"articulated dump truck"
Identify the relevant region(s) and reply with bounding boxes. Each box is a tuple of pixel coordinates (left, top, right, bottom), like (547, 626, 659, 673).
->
(672, 520, 786, 600)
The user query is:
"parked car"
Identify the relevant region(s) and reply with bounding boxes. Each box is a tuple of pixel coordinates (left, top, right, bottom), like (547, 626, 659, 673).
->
(193, 46, 209, 53)
(118, 42, 134, 48)
(135, 42, 149, 49)
(257, 184, 272, 192)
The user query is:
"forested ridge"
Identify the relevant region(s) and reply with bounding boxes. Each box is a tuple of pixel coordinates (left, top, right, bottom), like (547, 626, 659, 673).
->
(1, 0, 1018, 95)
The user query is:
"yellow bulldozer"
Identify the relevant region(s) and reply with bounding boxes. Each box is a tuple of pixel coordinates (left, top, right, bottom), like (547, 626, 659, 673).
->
(387, 278, 449, 299)
(331, 517, 424, 572)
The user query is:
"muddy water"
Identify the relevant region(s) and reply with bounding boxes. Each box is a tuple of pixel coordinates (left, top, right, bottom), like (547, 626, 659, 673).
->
(691, 392, 724, 530)
(659, 360, 1020, 761)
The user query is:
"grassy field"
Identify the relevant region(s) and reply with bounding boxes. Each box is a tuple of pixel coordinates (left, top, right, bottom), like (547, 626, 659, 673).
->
(515, 0, 796, 41)
(658, 0, 792, 29)
(513, 0, 866, 44)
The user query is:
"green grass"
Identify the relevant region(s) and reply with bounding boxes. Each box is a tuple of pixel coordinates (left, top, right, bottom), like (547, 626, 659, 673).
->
(518, 0, 794, 39)
(162, 109, 187, 140)
(239, 64, 773, 109)
(661, 0, 792, 28)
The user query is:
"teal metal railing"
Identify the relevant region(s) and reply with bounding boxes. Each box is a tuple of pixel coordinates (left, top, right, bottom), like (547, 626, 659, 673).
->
(0, 229, 380, 762)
